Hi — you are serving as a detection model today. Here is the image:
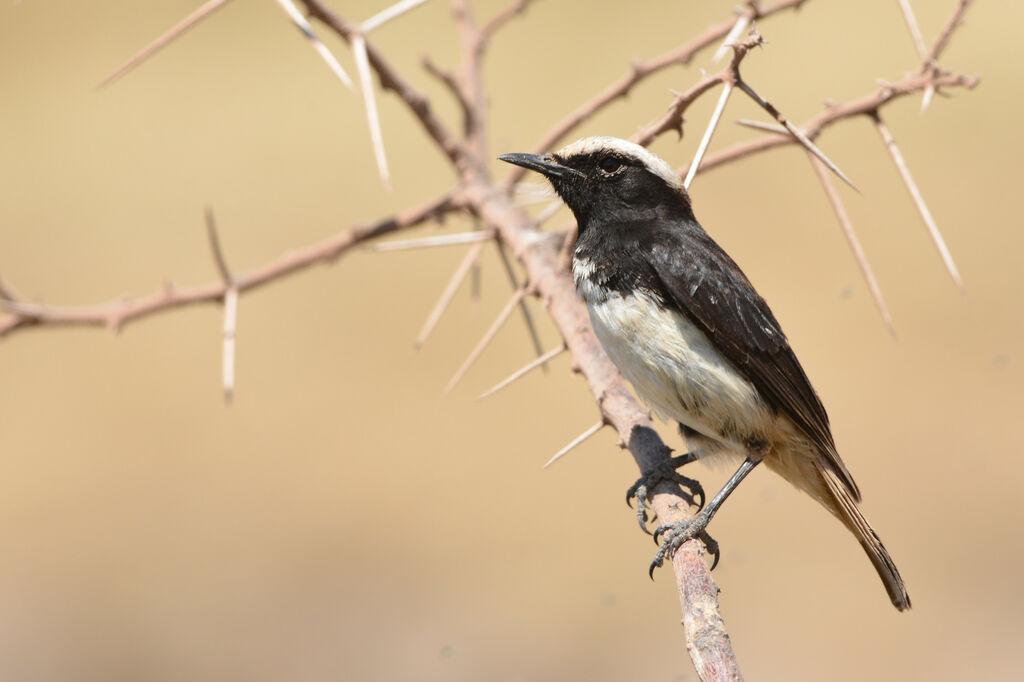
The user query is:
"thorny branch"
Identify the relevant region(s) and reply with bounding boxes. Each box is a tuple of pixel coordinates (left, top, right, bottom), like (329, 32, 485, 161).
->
(2, 1, 979, 680)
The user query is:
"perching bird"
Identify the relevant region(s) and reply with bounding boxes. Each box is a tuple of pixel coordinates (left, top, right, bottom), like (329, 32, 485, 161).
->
(499, 137, 910, 611)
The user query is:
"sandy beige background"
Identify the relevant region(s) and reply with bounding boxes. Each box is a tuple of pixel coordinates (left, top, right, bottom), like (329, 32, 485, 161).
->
(1, 1, 1021, 680)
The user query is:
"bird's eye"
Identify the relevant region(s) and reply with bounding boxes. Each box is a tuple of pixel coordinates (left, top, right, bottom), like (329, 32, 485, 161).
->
(598, 156, 622, 174)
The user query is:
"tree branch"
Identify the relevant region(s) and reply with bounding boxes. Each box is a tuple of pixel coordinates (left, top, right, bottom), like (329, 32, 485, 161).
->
(0, 192, 457, 338)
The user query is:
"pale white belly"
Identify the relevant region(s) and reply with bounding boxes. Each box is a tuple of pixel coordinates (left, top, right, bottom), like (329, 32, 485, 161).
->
(585, 290, 772, 450)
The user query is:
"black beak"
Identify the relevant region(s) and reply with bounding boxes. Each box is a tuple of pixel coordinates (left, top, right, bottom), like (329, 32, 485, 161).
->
(498, 152, 577, 179)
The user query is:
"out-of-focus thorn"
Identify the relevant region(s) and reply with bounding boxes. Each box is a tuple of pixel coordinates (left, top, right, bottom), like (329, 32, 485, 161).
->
(495, 242, 546, 367)
(415, 241, 486, 348)
(443, 289, 526, 394)
(711, 14, 750, 64)
(544, 421, 604, 468)
(683, 82, 733, 190)
(921, 84, 935, 113)
(807, 155, 895, 336)
(735, 119, 787, 134)
(97, 0, 235, 89)
(364, 230, 494, 252)
(274, 0, 355, 90)
(873, 114, 964, 291)
(896, 0, 929, 59)
(534, 198, 565, 226)
(352, 35, 390, 189)
(205, 206, 232, 284)
(360, 0, 430, 33)
(476, 344, 566, 402)
(222, 287, 238, 404)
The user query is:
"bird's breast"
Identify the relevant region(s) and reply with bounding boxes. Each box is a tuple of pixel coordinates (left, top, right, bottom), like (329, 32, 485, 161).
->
(583, 287, 772, 448)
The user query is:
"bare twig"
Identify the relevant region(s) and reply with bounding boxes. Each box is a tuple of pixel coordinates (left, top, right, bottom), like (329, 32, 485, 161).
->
(927, 0, 971, 64)
(735, 77, 858, 191)
(300, 0, 470, 170)
(97, 0, 236, 89)
(509, 0, 807, 177)
(693, 70, 978, 176)
(0, 277, 19, 302)
(479, 0, 533, 41)
(632, 30, 760, 152)
(872, 113, 963, 290)
(1, 193, 456, 339)
(544, 420, 604, 468)
(476, 344, 566, 401)
(807, 155, 895, 335)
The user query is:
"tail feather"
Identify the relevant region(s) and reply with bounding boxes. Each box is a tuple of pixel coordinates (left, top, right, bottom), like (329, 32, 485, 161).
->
(818, 462, 911, 611)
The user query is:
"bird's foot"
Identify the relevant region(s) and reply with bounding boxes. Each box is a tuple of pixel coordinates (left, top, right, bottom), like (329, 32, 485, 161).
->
(626, 453, 704, 534)
(648, 511, 720, 577)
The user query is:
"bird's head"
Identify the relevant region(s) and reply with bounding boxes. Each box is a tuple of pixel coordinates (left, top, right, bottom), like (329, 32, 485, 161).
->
(499, 136, 693, 227)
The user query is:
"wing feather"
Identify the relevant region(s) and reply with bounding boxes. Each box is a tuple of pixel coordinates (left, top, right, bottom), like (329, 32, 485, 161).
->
(647, 226, 861, 500)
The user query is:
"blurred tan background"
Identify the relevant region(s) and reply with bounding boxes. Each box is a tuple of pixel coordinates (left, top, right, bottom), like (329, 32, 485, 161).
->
(1, 1, 1021, 680)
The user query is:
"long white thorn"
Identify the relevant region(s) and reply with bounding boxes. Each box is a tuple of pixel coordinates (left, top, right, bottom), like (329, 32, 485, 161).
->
(274, 0, 354, 91)
(808, 155, 895, 335)
(443, 289, 526, 394)
(360, 0, 430, 33)
(222, 287, 238, 404)
(684, 82, 733, 190)
(365, 231, 493, 252)
(873, 116, 963, 290)
(735, 119, 787, 134)
(353, 35, 391, 190)
(476, 345, 566, 401)
(495, 242, 546, 365)
(896, 0, 929, 59)
(544, 421, 604, 468)
(415, 241, 486, 348)
(712, 14, 750, 64)
(97, 0, 235, 89)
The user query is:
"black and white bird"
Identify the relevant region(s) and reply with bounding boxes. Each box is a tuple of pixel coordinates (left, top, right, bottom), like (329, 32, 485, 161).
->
(499, 136, 910, 611)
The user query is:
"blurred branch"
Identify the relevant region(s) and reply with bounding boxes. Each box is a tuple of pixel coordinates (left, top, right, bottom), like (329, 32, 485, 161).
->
(693, 69, 976, 174)
(506, 0, 809, 184)
(0, 193, 457, 337)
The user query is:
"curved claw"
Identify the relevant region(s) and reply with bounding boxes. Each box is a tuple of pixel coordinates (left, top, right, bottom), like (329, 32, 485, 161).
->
(636, 504, 651, 535)
(652, 523, 669, 545)
(647, 512, 720, 577)
(625, 482, 641, 508)
(700, 530, 721, 570)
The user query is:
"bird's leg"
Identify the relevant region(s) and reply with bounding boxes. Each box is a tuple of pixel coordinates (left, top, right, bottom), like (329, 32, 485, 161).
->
(649, 455, 762, 576)
(627, 452, 704, 534)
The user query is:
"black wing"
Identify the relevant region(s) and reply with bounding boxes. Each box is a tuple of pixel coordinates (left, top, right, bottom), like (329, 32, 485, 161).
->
(647, 224, 861, 500)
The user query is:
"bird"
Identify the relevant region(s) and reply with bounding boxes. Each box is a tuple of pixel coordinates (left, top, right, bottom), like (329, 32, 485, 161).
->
(499, 136, 911, 611)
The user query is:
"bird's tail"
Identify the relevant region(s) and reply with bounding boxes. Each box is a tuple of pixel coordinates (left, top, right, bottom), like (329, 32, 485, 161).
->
(817, 462, 912, 611)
